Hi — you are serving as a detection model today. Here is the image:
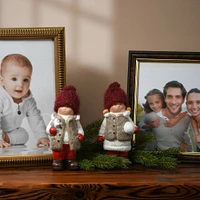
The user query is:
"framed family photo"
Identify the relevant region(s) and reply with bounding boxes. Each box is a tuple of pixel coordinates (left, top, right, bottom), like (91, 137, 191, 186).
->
(0, 27, 66, 167)
(127, 50, 200, 161)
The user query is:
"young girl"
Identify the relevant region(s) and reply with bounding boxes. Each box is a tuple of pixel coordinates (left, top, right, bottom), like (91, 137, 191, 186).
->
(139, 89, 187, 130)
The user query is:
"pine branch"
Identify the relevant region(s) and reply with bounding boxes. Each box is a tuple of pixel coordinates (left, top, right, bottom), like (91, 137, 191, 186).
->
(76, 119, 180, 171)
(78, 159, 96, 171)
(131, 150, 179, 169)
(151, 147, 181, 158)
(76, 119, 104, 160)
(78, 154, 131, 171)
(82, 119, 103, 142)
(154, 156, 178, 169)
(135, 130, 156, 150)
(131, 150, 157, 167)
(92, 154, 131, 170)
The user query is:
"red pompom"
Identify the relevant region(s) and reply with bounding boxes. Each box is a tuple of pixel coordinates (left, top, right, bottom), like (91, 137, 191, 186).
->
(49, 127, 57, 135)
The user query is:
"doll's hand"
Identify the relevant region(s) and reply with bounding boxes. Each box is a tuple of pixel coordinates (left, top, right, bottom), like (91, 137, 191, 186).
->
(97, 136, 104, 142)
(49, 126, 57, 135)
(0, 140, 11, 148)
(78, 134, 83, 142)
(37, 138, 50, 147)
(134, 126, 139, 133)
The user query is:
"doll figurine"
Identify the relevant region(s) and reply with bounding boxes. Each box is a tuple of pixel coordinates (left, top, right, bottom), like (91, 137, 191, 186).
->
(46, 85, 84, 171)
(98, 82, 138, 158)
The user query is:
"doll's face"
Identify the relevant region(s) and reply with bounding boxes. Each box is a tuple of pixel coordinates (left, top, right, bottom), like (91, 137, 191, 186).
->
(110, 103, 126, 113)
(57, 106, 74, 115)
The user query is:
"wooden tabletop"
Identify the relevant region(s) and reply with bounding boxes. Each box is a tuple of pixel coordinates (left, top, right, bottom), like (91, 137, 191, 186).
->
(1, 163, 200, 199)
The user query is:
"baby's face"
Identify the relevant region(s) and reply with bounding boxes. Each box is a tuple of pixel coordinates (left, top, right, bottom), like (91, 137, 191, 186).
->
(1, 63, 32, 102)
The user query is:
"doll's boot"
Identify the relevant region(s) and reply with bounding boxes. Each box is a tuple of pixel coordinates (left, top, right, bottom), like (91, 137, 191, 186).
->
(52, 160, 64, 171)
(66, 159, 79, 170)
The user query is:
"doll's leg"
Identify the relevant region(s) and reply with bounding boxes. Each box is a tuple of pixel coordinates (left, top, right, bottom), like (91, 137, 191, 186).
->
(106, 150, 119, 156)
(52, 148, 65, 171)
(118, 151, 129, 158)
(63, 144, 79, 170)
(6, 127, 29, 145)
(106, 150, 128, 157)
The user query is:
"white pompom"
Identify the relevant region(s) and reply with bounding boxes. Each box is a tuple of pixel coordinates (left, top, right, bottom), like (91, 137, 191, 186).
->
(124, 122, 135, 134)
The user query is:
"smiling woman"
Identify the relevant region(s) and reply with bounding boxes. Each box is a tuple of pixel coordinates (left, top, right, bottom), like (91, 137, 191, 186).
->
(186, 88, 200, 152)
(0, 27, 66, 167)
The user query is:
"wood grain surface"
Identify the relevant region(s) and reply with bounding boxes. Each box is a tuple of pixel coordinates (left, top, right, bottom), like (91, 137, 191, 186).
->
(0, 163, 200, 199)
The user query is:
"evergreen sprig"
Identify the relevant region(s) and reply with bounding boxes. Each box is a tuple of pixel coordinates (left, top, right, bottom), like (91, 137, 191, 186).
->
(77, 119, 181, 171)
(131, 150, 179, 169)
(78, 154, 131, 171)
(78, 159, 96, 171)
(92, 154, 131, 170)
(151, 147, 181, 158)
(131, 150, 157, 167)
(134, 130, 156, 150)
(154, 156, 178, 169)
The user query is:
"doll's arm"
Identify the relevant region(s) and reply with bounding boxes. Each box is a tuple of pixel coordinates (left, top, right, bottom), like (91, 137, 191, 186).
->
(97, 118, 106, 142)
(46, 113, 63, 135)
(165, 111, 187, 127)
(46, 114, 65, 151)
(76, 118, 84, 142)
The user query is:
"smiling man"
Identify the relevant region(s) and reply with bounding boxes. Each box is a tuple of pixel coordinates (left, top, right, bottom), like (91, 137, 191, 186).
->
(150, 80, 193, 151)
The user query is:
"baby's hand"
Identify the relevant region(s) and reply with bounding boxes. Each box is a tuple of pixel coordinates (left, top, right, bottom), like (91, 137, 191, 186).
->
(0, 140, 11, 148)
(37, 138, 50, 148)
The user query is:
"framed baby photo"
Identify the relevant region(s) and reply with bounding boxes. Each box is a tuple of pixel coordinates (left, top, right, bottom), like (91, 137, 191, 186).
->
(0, 27, 66, 167)
(127, 50, 200, 162)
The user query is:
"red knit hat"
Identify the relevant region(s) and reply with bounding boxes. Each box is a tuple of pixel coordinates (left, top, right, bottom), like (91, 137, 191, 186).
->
(104, 82, 128, 110)
(54, 85, 80, 115)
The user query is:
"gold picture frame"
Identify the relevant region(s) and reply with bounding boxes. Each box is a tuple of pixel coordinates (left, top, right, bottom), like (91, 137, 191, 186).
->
(0, 27, 66, 167)
(127, 50, 200, 162)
